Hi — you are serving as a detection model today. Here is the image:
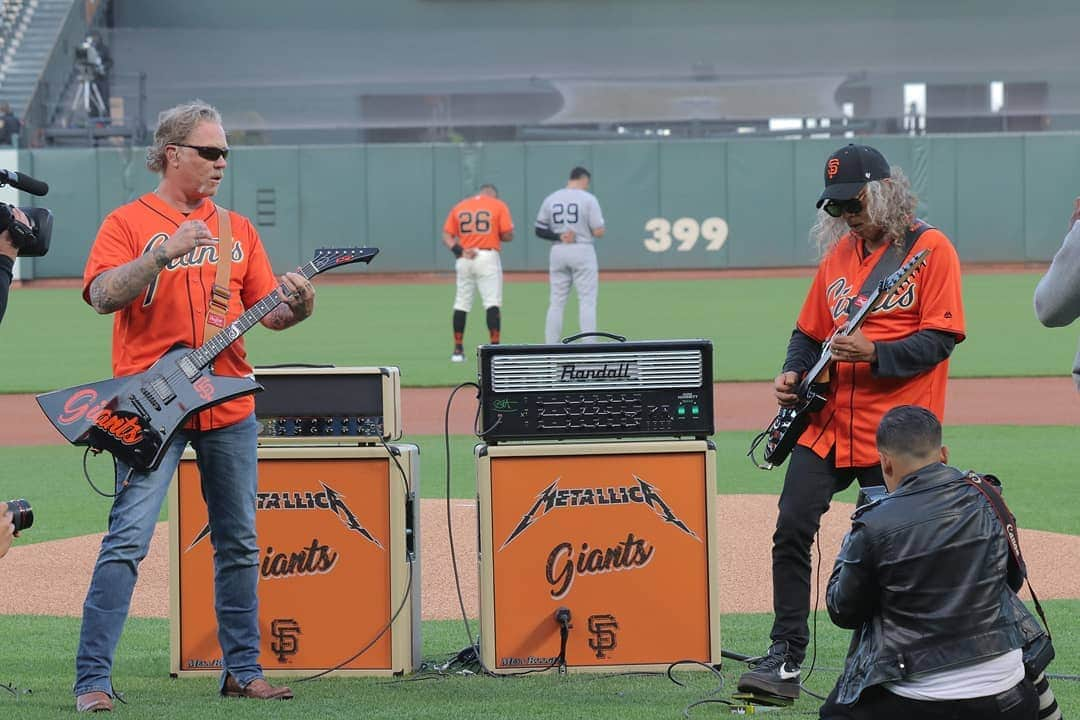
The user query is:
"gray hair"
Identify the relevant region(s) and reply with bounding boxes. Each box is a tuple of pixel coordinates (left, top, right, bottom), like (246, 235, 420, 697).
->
(809, 167, 919, 255)
(145, 100, 222, 173)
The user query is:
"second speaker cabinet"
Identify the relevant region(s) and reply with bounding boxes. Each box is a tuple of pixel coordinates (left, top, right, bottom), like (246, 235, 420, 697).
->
(477, 440, 720, 673)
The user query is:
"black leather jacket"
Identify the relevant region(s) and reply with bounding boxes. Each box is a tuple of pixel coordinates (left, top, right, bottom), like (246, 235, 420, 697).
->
(826, 462, 1047, 705)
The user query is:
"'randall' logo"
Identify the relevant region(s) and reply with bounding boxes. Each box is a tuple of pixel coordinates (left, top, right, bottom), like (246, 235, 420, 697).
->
(501, 475, 699, 549)
(546, 533, 654, 599)
(588, 614, 619, 659)
(261, 538, 339, 580)
(270, 618, 301, 663)
(558, 362, 636, 382)
(186, 481, 382, 551)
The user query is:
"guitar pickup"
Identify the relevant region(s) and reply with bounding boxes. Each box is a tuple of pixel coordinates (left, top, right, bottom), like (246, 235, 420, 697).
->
(151, 377, 176, 403)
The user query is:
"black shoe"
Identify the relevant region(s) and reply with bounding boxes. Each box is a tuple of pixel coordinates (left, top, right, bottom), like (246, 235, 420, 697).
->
(736, 642, 801, 699)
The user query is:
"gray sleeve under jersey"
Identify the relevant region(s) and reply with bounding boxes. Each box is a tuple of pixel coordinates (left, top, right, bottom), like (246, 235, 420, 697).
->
(535, 189, 605, 243)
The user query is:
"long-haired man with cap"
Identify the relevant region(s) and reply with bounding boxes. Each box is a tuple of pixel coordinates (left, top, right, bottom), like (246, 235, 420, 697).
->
(738, 144, 966, 700)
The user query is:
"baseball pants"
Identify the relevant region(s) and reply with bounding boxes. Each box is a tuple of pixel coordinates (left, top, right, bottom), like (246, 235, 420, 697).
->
(545, 242, 598, 344)
(454, 249, 503, 311)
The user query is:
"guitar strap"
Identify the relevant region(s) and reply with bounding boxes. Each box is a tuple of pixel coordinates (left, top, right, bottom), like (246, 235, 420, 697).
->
(204, 205, 236, 339)
(855, 219, 931, 301)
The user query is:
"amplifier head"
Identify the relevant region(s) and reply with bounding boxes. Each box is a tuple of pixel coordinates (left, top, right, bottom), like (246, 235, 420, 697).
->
(477, 340, 713, 442)
(253, 366, 402, 444)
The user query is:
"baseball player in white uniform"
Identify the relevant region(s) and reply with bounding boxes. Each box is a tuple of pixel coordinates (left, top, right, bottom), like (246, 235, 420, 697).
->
(535, 166, 606, 344)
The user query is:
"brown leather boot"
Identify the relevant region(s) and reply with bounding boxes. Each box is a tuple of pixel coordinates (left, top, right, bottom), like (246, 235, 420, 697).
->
(221, 673, 294, 700)
(75, 691, 114, 712)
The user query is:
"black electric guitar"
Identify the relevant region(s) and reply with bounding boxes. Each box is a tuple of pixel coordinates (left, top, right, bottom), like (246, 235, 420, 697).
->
(36, 246, 379, 472)
(748, 249, 930, 470)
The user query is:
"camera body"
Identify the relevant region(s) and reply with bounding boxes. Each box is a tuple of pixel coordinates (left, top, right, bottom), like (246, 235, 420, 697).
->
(3, 498, 33, 532)
(856, 484, 888, 509)
(0, 204, 52, 257)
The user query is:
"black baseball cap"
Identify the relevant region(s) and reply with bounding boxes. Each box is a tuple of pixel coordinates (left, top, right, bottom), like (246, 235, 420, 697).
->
(815, 144, 891, 208)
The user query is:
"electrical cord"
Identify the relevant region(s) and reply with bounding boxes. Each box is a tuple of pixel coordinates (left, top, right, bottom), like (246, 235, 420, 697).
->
(442, 382, 577, 679)
(82, 447, 132, 499)
(295, 438, 416, 682)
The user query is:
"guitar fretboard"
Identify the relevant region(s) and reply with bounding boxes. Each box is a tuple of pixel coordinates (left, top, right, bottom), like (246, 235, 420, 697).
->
(185, 260, 319, 372)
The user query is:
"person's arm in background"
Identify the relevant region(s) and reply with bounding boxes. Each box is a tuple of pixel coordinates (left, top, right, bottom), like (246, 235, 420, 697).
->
(1034, 198, 1080, 327)
(589, 195, 606, 238)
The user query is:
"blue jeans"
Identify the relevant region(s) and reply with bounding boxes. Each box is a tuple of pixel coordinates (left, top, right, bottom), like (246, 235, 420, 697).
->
(75, 414, 262, 696)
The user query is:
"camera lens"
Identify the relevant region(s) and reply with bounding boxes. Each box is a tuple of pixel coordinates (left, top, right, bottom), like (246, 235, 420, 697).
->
(4, 499, 33, 532)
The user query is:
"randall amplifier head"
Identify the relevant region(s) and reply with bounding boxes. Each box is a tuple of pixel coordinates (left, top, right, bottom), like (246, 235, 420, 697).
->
(253, 366, 402, 444)
(478, 340, 713, 442)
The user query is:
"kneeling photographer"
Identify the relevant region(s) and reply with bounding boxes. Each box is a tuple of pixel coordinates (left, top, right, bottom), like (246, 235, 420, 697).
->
(0, 167, 52, 325)
(819, 405, 1055, 720)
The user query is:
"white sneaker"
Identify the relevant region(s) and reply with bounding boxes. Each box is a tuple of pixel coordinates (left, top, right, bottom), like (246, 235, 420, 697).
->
(451, 352, 465, 363)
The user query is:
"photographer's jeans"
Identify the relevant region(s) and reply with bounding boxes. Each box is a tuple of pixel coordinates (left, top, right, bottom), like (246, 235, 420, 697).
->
(74, 415, 262, 697)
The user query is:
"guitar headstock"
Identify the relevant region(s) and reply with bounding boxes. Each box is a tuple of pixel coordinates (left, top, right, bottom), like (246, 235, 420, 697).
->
(879, 248, 930, 296)
(311, 247, 380, 274)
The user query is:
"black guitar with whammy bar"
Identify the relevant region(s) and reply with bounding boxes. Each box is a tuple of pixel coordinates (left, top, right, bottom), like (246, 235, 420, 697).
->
(36, 246, 379, 472)
(748, 248, 929, 470)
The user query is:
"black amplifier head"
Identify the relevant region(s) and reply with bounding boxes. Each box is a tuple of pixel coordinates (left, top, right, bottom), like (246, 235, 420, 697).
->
(477, 339, 713, 442)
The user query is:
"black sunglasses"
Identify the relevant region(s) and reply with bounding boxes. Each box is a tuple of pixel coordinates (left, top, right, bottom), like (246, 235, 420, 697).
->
(823, 198, 863, 218)
(172, 143, 229, 161)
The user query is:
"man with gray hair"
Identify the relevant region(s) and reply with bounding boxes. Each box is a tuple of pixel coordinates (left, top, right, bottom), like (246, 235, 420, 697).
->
(74, 100, 306, 712)
(535, 166, 606, 343)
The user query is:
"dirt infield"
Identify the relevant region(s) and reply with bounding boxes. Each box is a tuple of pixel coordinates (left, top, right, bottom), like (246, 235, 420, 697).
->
(1, 375, 1078, 620)
(5, 496, 1079, 620)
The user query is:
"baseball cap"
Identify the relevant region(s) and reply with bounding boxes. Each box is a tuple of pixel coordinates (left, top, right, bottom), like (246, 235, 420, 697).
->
(815, 144, 891, 208)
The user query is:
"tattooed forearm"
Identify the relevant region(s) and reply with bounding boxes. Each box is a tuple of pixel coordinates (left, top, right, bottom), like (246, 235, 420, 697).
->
(89, 253, 165, 314)
(262, 303, 298, 330)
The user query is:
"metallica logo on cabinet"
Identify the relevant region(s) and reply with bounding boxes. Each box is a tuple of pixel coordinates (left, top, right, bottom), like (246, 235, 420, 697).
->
(476, 440, 721, 673)
(168, 445, 420, 677)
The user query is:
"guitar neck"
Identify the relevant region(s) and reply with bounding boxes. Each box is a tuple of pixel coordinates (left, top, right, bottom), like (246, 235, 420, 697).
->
(185, 260, 319, 371)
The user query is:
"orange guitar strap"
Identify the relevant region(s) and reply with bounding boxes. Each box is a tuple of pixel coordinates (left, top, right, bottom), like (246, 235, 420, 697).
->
(204, 205, 235, 339)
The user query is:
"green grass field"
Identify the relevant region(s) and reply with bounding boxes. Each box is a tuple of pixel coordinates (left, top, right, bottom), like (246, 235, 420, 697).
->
(0, 607, 1076, 719)
(2, 271, 1076, 717)
(0, 272, 1073, 392)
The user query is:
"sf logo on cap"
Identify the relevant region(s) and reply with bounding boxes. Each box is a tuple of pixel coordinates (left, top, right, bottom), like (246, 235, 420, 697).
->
(827, 158, 841, 179)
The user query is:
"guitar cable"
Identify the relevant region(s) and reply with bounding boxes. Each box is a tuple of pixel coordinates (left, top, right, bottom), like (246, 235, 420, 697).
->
(82, 447, 133, 499)
(440, 381, 577, 680)
(295, 436, 416, 683)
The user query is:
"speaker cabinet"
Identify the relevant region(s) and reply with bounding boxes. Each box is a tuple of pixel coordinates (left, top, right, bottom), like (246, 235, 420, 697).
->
(477, 440, 720, 673)
(169, 444, 420, 677)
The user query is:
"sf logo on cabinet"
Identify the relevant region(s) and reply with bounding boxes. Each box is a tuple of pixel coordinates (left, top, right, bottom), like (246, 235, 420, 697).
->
(270, 618, 302, 663)
(588, 614, 619, 659)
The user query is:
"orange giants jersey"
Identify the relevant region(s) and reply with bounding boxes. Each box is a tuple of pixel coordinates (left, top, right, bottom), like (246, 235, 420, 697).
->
(82, 193, 279, 430)
(443, 194, 514, 251)
(794, 225, 966, 467)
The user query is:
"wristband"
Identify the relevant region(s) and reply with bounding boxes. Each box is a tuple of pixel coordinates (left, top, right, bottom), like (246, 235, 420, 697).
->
(451, 244, 464, 258)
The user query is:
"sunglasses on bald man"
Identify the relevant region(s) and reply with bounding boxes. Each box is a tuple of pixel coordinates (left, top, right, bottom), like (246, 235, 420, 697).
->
(172, 143, 230, 161)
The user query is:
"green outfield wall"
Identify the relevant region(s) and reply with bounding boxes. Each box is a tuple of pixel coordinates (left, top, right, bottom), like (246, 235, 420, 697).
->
(14, 133, 1080, 278)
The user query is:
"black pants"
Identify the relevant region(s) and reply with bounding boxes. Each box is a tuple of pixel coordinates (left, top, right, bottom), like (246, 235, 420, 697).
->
(819, 680, 1039, 719)
(770, 446, 883, 662)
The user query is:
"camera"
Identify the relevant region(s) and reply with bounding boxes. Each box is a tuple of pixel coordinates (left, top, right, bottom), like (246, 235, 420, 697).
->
(3, 498, 33, 532)
(0, 204, 53, 257)
(856, 485, 888, 509)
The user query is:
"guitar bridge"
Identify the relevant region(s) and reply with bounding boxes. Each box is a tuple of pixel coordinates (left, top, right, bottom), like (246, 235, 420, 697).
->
(140, 387, 162, 411)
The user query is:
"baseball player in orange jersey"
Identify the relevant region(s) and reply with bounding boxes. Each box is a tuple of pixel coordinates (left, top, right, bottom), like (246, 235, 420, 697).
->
(442, 183, 514, 361)
(738, 144, 966, 702)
